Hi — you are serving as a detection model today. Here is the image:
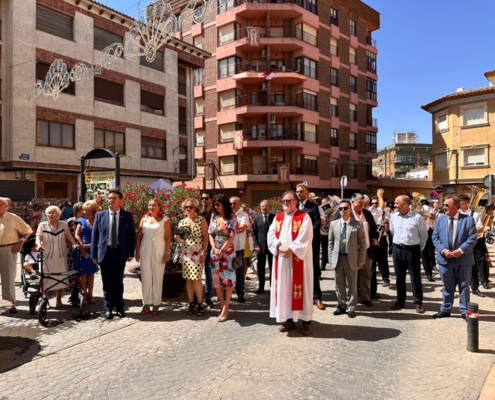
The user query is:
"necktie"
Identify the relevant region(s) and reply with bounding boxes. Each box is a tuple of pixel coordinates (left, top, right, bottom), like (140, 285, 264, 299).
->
(448, 217, 454, 251)
(264, 214, 268, 227)
(111, 212, 117, 246)
(340, 222, 347, 254)
(299, 202, 304, 210)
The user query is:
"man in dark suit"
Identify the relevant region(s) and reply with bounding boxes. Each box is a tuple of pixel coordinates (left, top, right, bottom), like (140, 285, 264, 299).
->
(91, 190, 136, 320)
(432, 195, 477, 319)
(296, 183, 324, 310)
(252, 199, 275, 294)
(335, 193, 378, 306)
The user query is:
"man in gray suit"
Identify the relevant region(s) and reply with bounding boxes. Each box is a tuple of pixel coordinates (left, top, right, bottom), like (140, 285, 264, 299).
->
(328, 200, 367, 318)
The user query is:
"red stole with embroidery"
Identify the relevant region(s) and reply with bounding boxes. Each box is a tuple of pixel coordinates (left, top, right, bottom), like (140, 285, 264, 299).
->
(274, 210, 305, 311)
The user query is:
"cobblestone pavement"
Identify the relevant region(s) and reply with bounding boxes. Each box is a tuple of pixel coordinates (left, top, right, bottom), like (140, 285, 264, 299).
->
(1, 247, 495, 400)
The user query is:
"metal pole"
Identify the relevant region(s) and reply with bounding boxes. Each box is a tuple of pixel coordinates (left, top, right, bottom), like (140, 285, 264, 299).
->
(80, 156, 86, 202)
(466, 302, 479, 352)
(491, 175, 494, 204)
(341, 179, 344, 199)
(115, 154, 121, 188)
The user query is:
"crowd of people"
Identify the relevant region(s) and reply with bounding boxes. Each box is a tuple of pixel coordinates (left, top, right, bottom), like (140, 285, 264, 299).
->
(0, 184, 493, 336)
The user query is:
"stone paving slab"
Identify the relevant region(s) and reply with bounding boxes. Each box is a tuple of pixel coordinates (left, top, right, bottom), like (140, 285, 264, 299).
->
(1, 251, 495, 399)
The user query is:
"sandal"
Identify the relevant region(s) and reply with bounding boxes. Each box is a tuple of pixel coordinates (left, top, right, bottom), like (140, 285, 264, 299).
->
(187, 302, 196, 315)
(55, 302, 63, 308)
(218, 308, 229, 322)
(151, 306, 159, 316)
(196, 303, 204, 317)
(140, 305, 150, 315)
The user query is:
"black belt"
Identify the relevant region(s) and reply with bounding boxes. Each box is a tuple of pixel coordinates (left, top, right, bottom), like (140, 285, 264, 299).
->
(339, 253, 348, 256)
(394, 243, 419, 250)
(108, 245, 119, 249)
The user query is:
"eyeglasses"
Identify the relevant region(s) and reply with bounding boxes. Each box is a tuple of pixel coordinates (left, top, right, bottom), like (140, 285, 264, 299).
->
(338, 207, 349, 211)
(214, 203, 221, 207)
(201, 197, 210, 201)
(443, 204, 450, 208)
(282, 199, 295, 204)
(185, 206, 194, 210)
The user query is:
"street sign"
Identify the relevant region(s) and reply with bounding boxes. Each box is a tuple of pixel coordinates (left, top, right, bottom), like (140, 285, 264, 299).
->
(19, 153, 29, 160)
(430, 192, 439, 199)
(483, 175, 495, 187)
(435, 186, 443, 194)
(340, 175, 348, 188)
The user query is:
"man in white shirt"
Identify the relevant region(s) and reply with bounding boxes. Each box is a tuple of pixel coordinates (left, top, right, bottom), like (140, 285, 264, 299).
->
(230, 197, 249, 303)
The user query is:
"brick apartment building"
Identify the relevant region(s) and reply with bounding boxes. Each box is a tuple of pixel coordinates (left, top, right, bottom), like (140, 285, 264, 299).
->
(175, 0, 379, 205)
(0, 0, 209, 202)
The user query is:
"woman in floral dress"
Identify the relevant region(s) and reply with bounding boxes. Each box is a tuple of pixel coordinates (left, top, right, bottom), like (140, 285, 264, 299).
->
(175, 198, 208, 316)
(208, 194, 236, 322)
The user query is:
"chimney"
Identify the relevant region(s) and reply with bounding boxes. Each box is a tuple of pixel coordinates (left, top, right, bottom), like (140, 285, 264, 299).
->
(456, 87, 464, 92)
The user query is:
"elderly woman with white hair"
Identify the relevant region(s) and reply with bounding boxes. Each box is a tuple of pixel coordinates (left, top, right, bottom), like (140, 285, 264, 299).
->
(36, 205, 78, 308)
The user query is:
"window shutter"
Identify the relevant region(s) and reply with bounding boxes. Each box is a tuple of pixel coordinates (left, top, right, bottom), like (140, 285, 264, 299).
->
(94, 27, 123, 52)
(140, 51, 164, 72)
(465, 148, 485, 165)
(94, 78, 124, 105)
(36, 63, 50, 81)
(438, 114, 448, 131)
(37, 120, 49, 146)
(62, 124, 74, 148)
(463, 107, 485, 126)
(36, 6, 73, 40)
(94, 129, 104, 148)
(115, 133, 125, 154)
(141, 90, 164, 114)
(50, 122, 62, 147)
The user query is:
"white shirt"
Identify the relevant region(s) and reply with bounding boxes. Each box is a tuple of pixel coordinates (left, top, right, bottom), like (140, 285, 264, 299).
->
(369, 207, 383, 224)
(233, 209, 248, 251)
(107, 209, 120, 246)
(459, 208, 483, 229)
(318, 205, 326, 223)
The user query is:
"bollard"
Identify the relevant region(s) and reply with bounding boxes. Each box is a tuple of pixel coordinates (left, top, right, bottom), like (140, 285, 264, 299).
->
(466, 302, 479, 353)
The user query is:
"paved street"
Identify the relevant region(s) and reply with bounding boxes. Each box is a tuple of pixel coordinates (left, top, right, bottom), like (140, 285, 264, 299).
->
(1, 249, 495, 400)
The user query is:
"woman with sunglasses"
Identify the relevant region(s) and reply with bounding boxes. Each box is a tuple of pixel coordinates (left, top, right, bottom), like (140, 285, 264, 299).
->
(175, 198, 209, 316)
(135, 198, 172, 315)
(208, 194, 236, 322)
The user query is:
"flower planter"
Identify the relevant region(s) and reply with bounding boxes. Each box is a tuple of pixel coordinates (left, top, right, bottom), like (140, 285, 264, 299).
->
(129, 262, 186, 298)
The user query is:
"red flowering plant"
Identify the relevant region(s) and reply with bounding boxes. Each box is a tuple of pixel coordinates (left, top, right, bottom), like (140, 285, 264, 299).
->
(253, 196, 284, 215)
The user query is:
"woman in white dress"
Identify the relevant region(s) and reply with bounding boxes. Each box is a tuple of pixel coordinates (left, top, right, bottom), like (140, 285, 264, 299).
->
(36, 205, 78, 308)
(135, 198, 172, 315)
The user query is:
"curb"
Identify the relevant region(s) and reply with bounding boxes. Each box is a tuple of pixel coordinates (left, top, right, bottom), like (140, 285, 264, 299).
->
(480, 363, 495, 400)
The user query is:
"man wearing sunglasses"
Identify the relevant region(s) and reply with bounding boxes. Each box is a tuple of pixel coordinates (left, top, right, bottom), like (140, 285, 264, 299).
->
(328, 200, 366, 318)
(199, 192, 214, 308)
(432, 196, 477, 319)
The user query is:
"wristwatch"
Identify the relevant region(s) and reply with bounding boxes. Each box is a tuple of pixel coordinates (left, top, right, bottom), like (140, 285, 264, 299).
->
(276, 242, 282, 249)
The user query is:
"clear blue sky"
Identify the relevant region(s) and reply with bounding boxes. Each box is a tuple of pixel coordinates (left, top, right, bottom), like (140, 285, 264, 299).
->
(103, 0, 495, 149)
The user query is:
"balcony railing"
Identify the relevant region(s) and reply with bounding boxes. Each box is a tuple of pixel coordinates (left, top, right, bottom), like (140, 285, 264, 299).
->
(242, 128, 316, 142)
(219, 26, 317, 47)
(367, 118, 378, 128)
(294, 27, 317, 46)
(234, 93, 290, 108)
(296, 167, 318, 176)
(367, 36, 377, 48)
(297, 63, 318, 79)
(366, 60, 377, 74)
(234, 60, 298, 73)
(367, 91, 377, 102)
(237, 163, 282, 175)
(217, 0, 317, 14)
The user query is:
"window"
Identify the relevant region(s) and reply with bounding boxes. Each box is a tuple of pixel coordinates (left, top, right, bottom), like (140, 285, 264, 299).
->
(179, 106, 187, 135)
(36, 6, 73, 40)
(436, 152, 448, 170)
(296, 0, 317, 15)
(37, 62, 75, 95)
(463, 148, 487, 166)
(349, 163, 356, 178)
(330, 7, 338, 26)
(331, 128, 339, 147)
(461, 104, 487, 127)
(330, 38, 338, 56)
(350, 132, 356, 149)
(366, 77, 377, 101)
(330, 161, 338, 177)
(37, 120, 74, 149)
(295, 122, 316, 143)
(178, 66, 187, 96)
(220, 155, 236, 174)
(141, 90, 164, 115)
(331, 68, 338, 86)
(350, 104, 357, 122)
(218, 56, 239, 79)
(350, 75, 357, 93)
(140, 50, 164, 72)
(349, 47, 356, 64)
(194, 68, 204, 86)
(296, 90, 317, 111)
(141, 137, 166, 159)
(366, 50, 377, 74)
(296, 57, 317, 79)
(366, 131, 377, 153)
(297, 155, 317, 175)
(196, 131, 205, 146)
(218, 0, 234, 14)
(94, 27, 123, 52)
(94, 78, 124, 105)
(330, 98, 338, 117)
(95, 129, 125, 154)
(436, 113, 448, 132)
(350, 19, 356, 36)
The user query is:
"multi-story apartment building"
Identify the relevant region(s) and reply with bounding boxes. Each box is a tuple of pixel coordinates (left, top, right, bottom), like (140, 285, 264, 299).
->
(176, 0, 379, 205)
(372, 132, 431, 179)
(0, 0, 209, 202)
(422, 70, 495, 202)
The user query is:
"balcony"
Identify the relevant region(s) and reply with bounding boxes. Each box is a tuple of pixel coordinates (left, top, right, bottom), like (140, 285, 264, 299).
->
(366, 36, 378, 49)
(243, 128, 316, 142)
(295, 92, 317, 112)
(233, 92, 290, 108)
(232, 60, 306, 83)
(366, 60, 377, 74)
(217, 0, 317, 16)
(367, 118, 378, 128)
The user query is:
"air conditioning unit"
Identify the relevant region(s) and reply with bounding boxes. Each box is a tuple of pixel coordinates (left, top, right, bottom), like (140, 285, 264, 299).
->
(262, 148, 268, 157)
(270, 114, 276, 124)
(261, 82, 268, 91)
(261, 49, 267, 58)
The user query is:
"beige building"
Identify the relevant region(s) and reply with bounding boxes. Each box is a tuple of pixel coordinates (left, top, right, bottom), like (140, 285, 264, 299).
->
(0, 0, 209, 202)
(422, 70, 495, 203)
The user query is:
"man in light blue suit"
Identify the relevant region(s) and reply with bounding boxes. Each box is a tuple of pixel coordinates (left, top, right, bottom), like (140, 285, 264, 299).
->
(432, 195, 477, 320)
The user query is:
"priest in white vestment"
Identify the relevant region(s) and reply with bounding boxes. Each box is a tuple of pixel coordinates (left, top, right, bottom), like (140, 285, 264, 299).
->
(267, 190, 314, 336)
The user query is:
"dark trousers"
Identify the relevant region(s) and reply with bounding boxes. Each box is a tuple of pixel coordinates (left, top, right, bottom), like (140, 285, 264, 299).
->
(204, 251, 212, 300)
(100, 247, 126, 312)
(235, 250, 245, 299)
(427, 229, 436, 266)
(320, 234, 329, 268)
(312, 236, 322, 300)
(392, 245, 423, 306)
(421, 229, 434, 276)
(472, 238, 488, 288)
(257, 250, 273, 290)
(371, 236, 389, 296)
(439, 262, 471, 314)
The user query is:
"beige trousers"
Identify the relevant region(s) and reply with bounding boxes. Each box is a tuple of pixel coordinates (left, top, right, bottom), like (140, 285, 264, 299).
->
(358, 251, 372, 301)
(0, 246, 17, 305)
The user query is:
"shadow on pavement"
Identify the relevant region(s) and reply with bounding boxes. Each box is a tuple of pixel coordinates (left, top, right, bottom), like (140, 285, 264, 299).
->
(0, 336, 40, 374)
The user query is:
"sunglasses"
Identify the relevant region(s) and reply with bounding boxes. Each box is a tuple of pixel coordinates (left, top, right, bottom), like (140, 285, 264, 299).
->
(185, 206, 194, 210)
(201, 197, 210, 200)
(214, 203, 221, 207)
(338, 207, 349, 211)
(443, 204, 450, 208)
(282, 199, 295, 204)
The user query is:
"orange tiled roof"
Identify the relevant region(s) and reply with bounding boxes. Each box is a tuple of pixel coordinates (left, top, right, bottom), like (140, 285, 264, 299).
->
(484, 70, 495, 78)
(421, 86, 495, 111)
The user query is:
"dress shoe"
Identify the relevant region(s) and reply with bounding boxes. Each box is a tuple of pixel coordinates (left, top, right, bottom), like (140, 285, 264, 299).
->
(278, 321, 296, 332)
(472, 288, 486, 297)
(360, 300, 372, 307)
(370, 293, 381, 300)
(427, 275, 435, 282)
(116, 311, 125, 318)
(205, 299, 214, 309)
(461, 314, 467, 321)
(432, 311, 451, 319)
(104, 311, 113, 320)
(237, 297, 246, 303)
(416, 305, 425, 314)
(347, 311, 356, 318)
(255, 289, 265, 295)
(482, 282, 490, 290)
(390, 302, 403, 311)
(333, 307, 346, 316)
(8, 306, 18, 314)
(382, 280, 390, 287)
(314, 300, 326, 310)
(302, 323, 312, 336)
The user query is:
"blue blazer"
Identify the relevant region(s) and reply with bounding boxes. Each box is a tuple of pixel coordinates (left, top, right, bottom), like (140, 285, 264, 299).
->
(302, 200, 321, 239)
(432, 213, 477, 266)
(91, 209, 136, 263)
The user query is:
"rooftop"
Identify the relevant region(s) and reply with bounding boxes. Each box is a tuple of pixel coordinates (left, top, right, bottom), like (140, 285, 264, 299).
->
(421, 85, 495, 112)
